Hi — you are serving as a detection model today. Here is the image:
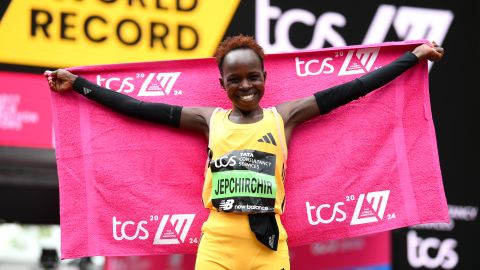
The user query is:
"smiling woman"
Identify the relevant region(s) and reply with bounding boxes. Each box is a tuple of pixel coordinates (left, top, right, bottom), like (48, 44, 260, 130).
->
(44, 34, 444, 270)
(220, 48, 266, 118)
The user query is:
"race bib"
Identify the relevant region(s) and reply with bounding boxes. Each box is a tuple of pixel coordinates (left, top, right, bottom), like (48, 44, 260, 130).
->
(210, 150, 277, 213)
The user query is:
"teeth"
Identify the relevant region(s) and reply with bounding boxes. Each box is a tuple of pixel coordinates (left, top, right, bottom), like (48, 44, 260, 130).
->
(240, 94, 255, 101)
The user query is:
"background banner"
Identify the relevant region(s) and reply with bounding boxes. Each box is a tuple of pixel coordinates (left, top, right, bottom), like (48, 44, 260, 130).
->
(1, 0, 477, 268)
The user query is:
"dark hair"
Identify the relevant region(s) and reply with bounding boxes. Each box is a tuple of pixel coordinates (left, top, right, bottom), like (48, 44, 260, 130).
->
(214, 34, 265, 73)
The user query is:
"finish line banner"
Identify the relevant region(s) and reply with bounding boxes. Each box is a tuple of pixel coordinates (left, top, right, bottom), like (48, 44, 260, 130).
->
(50, 41, 449, 259)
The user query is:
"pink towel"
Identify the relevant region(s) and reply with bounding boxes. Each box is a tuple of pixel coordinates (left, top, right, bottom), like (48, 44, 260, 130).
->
(50, 41, 449, 259)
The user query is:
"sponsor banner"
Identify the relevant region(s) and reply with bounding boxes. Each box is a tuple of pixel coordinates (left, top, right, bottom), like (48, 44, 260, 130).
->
(393, 204, 479, 269)
(0, 71, 53, 148)
(0, 0, 239, 67)
(51, 41, 448, 258)
(290, 232, 391, 270)
(103, 232, 391, 270)
(104, 254, 196, 270)
(227, 1, 453, 57)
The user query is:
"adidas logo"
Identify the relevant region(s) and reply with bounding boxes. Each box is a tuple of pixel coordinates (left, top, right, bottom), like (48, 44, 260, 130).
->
(258, 132, 276, 146)
(82, 87, 92, 95)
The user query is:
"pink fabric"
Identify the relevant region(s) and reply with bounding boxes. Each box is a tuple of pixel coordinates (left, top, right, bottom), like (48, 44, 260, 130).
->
(51, 41, 449, 259)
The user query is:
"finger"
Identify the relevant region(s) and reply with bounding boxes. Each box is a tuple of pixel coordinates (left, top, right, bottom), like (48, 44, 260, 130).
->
(49, 70, 58, 78)
(436, 47, 444, 55)
(48, 80, 55, 91)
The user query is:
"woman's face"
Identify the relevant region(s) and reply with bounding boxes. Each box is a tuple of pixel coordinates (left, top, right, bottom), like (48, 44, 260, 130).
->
(220, 48, 266, 112)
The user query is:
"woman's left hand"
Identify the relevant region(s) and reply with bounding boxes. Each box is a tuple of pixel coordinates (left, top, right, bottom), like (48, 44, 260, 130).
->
(412, 41, 445, 62)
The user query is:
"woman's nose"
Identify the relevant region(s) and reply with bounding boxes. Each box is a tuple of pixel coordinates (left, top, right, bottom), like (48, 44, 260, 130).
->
(239, 78, 251, 89)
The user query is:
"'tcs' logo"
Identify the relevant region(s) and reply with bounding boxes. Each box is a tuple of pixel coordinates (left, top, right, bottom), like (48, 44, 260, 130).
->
(306, 201, 347, 225)
(295, 57, 334, 77)
(112, 216, 149, 241)
(407, 230, 458, 269)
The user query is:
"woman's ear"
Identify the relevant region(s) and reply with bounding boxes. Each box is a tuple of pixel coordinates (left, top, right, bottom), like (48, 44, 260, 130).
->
(219, 77, 226, 91)
(263, 71, 267, 81)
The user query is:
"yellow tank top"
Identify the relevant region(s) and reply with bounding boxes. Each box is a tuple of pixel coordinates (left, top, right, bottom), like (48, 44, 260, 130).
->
(202, 107, 288, 215)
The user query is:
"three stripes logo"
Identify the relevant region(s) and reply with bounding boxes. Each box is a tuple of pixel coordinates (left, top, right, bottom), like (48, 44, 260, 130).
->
(82, 87, 92, 95)
(338, 48, 380, 76)
(138, 72, 181, 97)
(258, 132, 277, 146)
(350, 190, 390, 225)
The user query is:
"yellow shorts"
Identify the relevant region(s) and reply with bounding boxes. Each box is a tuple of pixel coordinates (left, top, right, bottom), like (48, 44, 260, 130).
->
(195, 210, 290, 270)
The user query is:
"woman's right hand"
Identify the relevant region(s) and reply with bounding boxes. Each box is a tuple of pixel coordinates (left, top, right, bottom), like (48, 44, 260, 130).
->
(44, 69, 78, 93)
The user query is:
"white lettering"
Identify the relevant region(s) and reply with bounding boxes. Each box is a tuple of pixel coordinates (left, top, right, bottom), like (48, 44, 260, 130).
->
(363, 4, 453, 70)
(255, 0, 345, 53)
(112, 216, 149, 241)
(213, 155, 236, 168)
(407, 230, 458, 269)
(295, 57, 334, 77)
(96, 74, 135, 93)
(306, 201, 346, 225)
(0, 94, 39, 131)
(448, 205, 478, 221)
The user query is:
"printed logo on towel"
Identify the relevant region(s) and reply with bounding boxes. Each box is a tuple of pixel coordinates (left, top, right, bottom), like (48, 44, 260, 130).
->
(350, 190, 390, 225)
(306, 201, 347, 225)
(295, 56, 334, 77)
(153, 214, 195, 245)
(306, 190, 393, 225)
(138, 72, 181, 97)
(95, 72, 183, 97)
(337, 48, 380, 76)
(407, 230, 458, 269)
(112, 216, 149, 241)
(112, 214, 196, 245)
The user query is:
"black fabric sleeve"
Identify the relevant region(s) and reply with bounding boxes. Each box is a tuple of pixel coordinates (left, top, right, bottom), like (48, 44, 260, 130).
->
(314, 51, 419, 114)
(72, 76, 182, 127)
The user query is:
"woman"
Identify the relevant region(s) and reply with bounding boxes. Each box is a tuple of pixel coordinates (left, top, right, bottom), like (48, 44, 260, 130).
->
(46, 34, 444, 270)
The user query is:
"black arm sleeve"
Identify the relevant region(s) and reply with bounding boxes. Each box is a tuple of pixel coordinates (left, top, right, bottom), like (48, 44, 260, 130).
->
(72, 76, 182, 127)
(314, 51, 419, 114)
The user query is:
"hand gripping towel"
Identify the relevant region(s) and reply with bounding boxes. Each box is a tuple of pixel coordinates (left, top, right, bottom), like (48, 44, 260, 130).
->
(50, 40, 449, 258)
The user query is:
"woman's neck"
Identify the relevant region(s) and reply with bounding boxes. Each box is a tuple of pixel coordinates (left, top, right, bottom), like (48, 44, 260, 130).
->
(229, 107, 263, 124)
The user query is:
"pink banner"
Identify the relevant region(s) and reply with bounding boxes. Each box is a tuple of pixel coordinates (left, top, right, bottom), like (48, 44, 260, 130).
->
(50, 41, 449, 259)
(0, 71, 53, 148)
(104, 232, 390, 270)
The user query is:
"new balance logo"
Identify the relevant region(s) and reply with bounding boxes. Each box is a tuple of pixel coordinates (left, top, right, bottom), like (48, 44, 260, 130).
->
(138, 72, 181, 97)
(338, 48, 380, 76)
(153, 214, 195, 245)
(258, 132, 277, 146)
(350, 190, 390, 225)
(219, 199, 234, 211)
